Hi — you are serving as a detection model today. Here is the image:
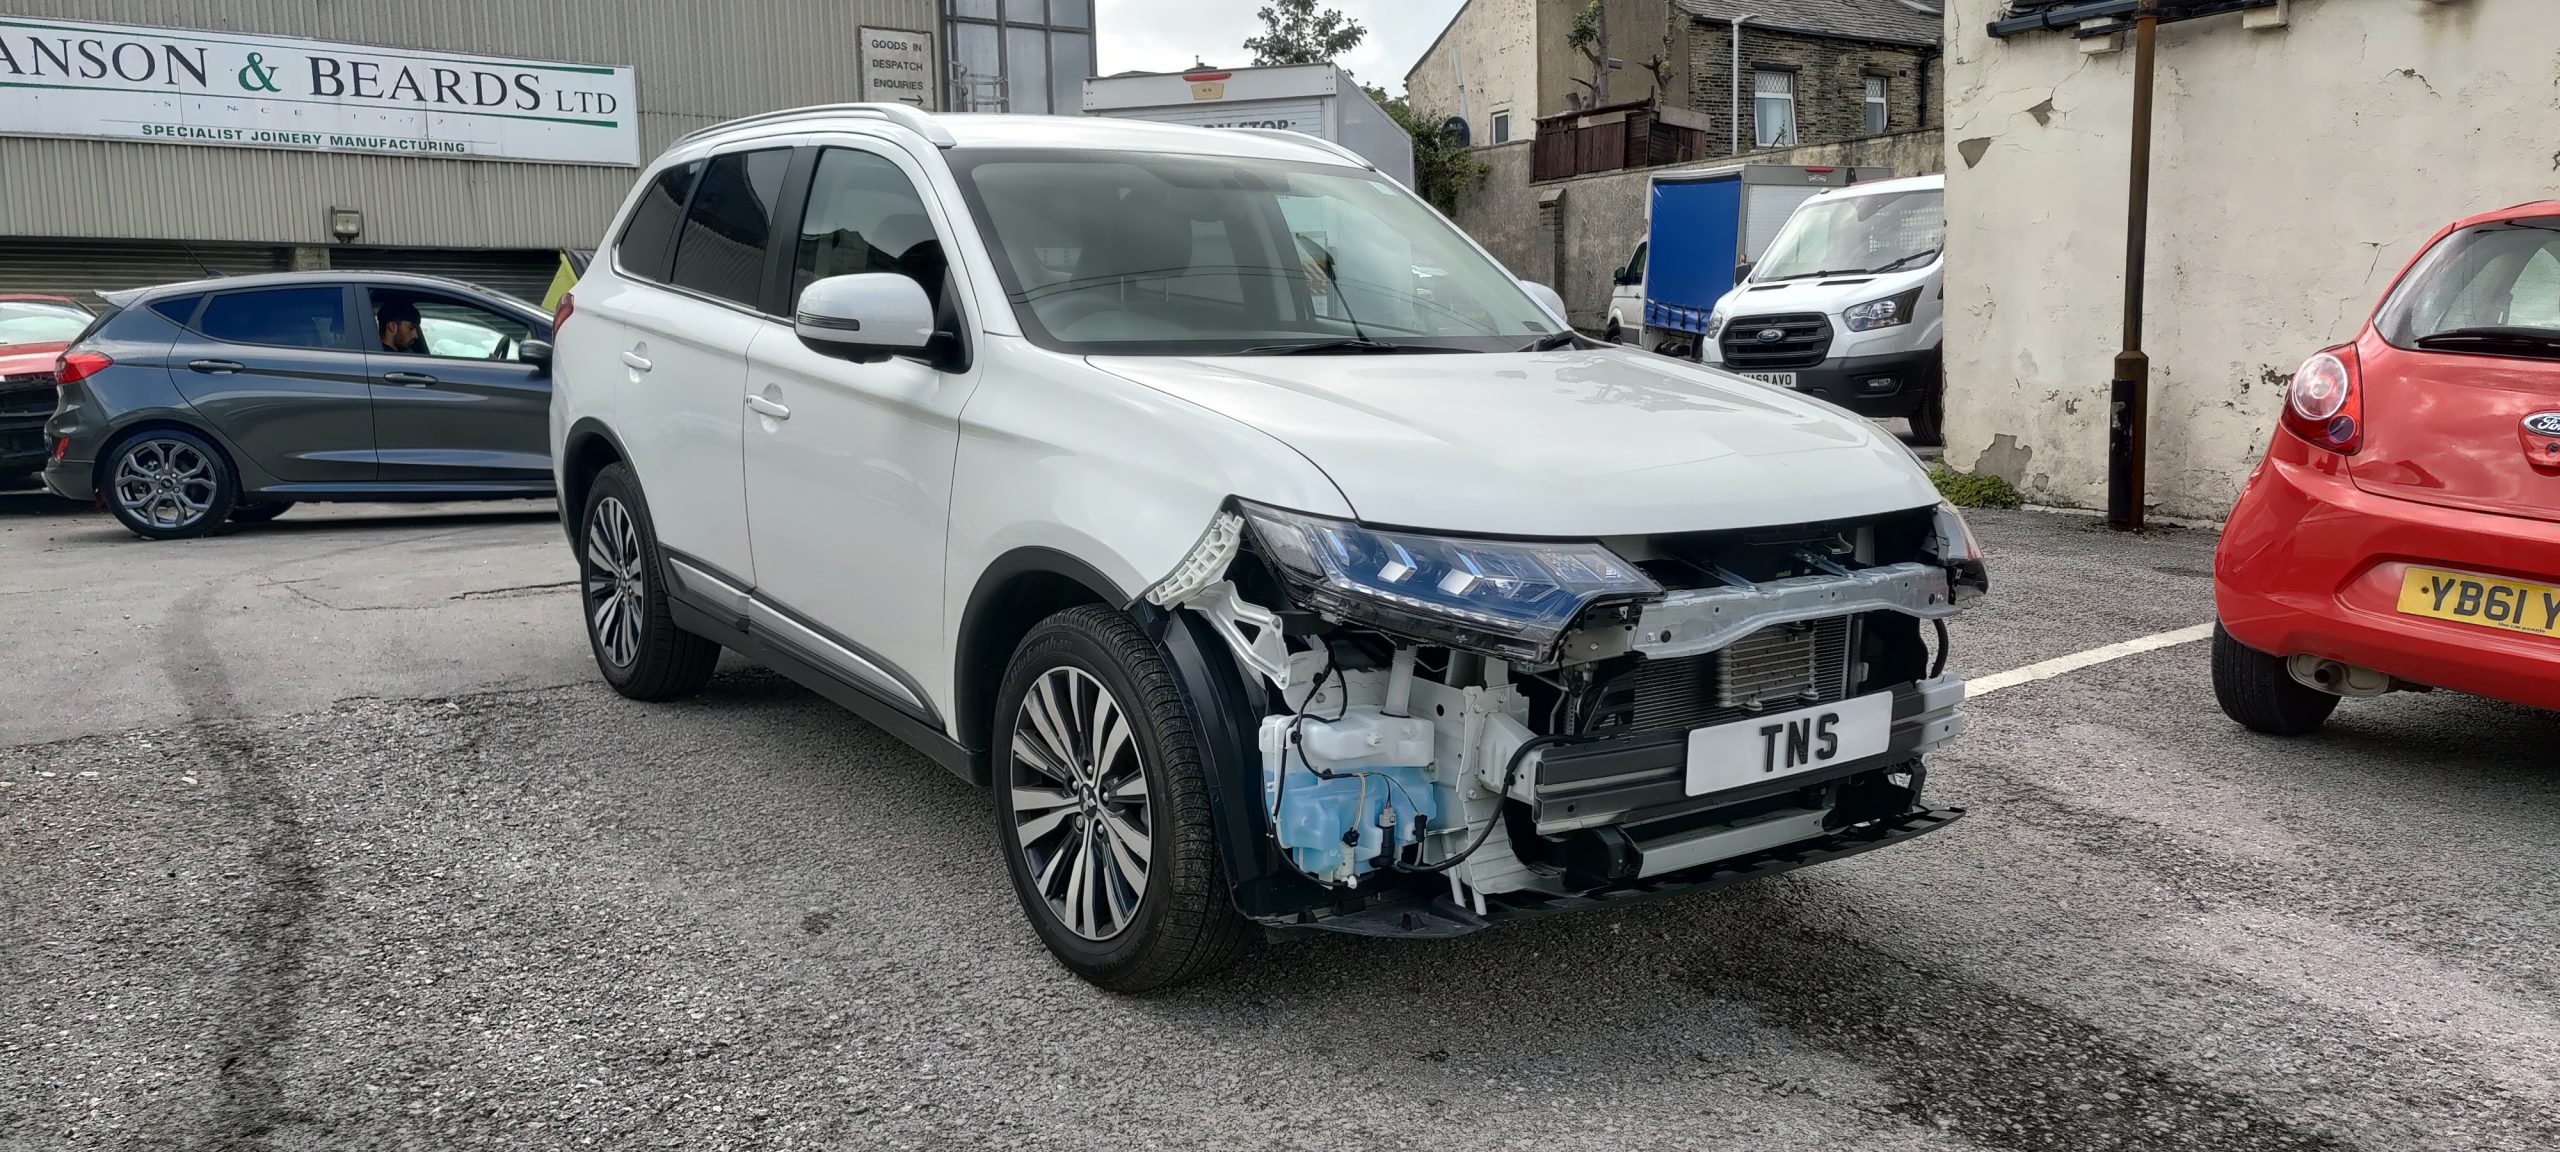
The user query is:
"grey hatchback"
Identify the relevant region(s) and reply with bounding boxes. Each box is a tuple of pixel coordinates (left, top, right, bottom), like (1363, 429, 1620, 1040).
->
(40, 271, 556, 539)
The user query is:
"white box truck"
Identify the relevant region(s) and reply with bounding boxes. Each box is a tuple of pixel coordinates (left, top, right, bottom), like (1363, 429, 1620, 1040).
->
(1082, 63, 1415, 189)
(1605, 163, 1892, 353)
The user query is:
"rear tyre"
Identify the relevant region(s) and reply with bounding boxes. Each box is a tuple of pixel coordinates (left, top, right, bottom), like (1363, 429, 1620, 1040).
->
(2211, 623, 2339, 736)
(992, 605, 1253, 992)
(103, 428, 235, 540)
(579, 463, 720, 701)
(227, 500, 294, 524)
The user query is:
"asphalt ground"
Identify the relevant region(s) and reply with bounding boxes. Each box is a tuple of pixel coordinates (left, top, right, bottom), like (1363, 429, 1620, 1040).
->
(3, 481, 2554, 1152)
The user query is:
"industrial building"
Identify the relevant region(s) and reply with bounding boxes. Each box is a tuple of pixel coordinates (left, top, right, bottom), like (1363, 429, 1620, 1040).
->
(0, 1, 1093, 301)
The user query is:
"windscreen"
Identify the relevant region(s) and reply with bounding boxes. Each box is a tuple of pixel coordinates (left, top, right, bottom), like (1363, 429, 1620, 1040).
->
(2375, 218, 2560, 357)
(948, 149, 1562, 354)
(0, 299, 94, 349)
(1751, 189, 1944, 282)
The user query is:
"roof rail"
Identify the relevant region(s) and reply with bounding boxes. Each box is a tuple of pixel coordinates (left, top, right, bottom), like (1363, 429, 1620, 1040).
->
(676, 102, 957, 149)
(1228, 127, 1371, 170)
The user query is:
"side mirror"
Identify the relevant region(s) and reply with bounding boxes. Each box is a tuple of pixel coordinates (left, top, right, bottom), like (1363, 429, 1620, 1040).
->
(1611, 265, 1629, 285)
(517, 338, 553, 370)
(1734, 261, 1755, 283)
(1519, 280, 1568, 325)
(794, 273, 935, 363)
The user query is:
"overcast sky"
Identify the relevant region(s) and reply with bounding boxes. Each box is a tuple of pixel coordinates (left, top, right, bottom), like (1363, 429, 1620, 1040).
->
(1094, 0, 1467, 96)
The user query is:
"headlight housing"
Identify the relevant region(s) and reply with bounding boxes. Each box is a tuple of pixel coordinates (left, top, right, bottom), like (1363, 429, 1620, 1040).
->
(1925, 500, 1990, 605)
(1843, 286, 1925, 333)
(1238, 502, 1662, 663)
(1705, 304, 1730, 340)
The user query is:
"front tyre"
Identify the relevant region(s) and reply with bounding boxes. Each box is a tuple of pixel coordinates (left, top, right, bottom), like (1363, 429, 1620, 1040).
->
(1909, 385, 1946, 447)
(2211, 623, 2339, 736)
(104, 428, 235, 540)
(992, 606, 1251, 992)
(579, 463, 719, 701)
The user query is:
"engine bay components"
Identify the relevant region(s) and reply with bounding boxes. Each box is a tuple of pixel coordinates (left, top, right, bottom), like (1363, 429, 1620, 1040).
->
(1153, 499, 1983, 928)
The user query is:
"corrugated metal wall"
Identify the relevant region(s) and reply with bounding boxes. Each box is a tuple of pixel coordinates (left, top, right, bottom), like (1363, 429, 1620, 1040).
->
(0, 0, 944, 249)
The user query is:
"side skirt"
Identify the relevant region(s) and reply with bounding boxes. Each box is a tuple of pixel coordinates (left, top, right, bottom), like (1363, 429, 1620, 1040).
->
(665, 595, 981, 787)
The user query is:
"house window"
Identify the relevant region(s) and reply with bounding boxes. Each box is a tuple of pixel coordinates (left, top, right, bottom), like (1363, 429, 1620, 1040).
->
(1491, 111, 1511, 144)
(1864, 76, 1889, 135)
(947, 0, 1093, 113)
(1753, 70, 1796, 148)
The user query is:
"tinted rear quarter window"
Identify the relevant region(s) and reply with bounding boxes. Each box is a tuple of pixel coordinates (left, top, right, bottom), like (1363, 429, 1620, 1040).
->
(671, 148, 792, 309)
(196, 287, 348, 350)
(149, 295, 202, 325)
(618, 160, 702, 284)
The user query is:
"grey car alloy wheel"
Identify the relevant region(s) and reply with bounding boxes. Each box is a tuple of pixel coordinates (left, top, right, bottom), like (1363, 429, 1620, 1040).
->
(584, 495, 647, 669)
(1011, 666, 1155, 941)
(112, 438, 219, 532)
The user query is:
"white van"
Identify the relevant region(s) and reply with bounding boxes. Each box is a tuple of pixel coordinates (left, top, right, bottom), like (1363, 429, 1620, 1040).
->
(1701, 174, 1945, 443)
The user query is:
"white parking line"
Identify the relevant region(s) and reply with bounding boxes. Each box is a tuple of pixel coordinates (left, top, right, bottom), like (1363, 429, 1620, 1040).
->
(1968, 623, 2216, 699)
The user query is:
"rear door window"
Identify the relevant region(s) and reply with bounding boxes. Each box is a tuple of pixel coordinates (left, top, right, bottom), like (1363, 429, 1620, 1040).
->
(617, 160, 703, 284)
(195, 287, 349, 350)
(671, 148, 793, 309)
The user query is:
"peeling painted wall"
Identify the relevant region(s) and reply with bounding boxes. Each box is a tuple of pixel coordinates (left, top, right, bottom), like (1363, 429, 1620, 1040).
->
(1942, 0, 2556, 520)
(1405, 0, 1540, 146)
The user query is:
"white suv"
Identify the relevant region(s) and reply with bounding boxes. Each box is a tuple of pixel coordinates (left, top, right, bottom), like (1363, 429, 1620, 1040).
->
(552, 104, 1986, 991)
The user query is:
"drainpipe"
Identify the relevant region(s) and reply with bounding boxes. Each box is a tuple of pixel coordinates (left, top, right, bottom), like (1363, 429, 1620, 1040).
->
(1728, 14, 1753, 155)
(2108, 0, 2159, 531)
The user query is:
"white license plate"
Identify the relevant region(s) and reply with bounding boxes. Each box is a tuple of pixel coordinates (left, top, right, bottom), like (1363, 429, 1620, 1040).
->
(1740, 371, 1798, 389)
(1685, 691, 1892, 795)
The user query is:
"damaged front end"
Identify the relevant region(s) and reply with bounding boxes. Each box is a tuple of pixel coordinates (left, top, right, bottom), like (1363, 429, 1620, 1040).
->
(1142, 499, 1984, 938)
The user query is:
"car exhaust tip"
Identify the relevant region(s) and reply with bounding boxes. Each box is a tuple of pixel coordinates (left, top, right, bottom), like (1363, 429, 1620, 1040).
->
(2285, 654, 2395, 698)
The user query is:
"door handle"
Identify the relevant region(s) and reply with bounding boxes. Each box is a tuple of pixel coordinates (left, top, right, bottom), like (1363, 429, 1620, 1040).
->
(383, 370, 439, 387)
(745, 395, 791, 421)
(187, 359, 244, 375)
(621, 351, 653, 372)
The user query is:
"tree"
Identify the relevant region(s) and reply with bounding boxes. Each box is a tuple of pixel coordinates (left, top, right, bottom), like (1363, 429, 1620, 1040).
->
(1245, 0, 1366, 67)
(1566, 0, 1610, 108)
(1364, 87, 1487, 216)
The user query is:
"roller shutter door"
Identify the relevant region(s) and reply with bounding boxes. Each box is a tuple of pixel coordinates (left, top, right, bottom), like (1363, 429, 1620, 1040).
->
(0, 240, 289, 299)
(331, 247, 562, 306)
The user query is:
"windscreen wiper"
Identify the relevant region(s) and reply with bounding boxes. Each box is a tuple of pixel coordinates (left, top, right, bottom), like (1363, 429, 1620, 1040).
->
(1761, 268, 1874, 282)
(1237, 338, 1454, 355)
(1518, 330, 1581, 352)
(2412, 327, 2560, 358)
(1862, 250, 1942, 274)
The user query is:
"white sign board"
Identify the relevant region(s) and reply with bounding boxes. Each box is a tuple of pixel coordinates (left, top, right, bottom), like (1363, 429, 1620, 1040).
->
(859, 28, 935, 111)
(1117, 99, 1327, 136)
(0, 17, 639, 166)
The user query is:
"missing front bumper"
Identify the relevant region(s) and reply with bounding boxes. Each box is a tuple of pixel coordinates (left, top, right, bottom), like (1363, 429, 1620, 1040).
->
(1255, 804, 1967, 939)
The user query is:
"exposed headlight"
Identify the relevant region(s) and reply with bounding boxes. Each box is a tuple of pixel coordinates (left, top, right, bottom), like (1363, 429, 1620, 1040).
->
(1843, 286, 1924, 332)
(1926, 500, 1990, 605)
(1239, 502, 1662, 662)
(1705, 305, 1730, 340)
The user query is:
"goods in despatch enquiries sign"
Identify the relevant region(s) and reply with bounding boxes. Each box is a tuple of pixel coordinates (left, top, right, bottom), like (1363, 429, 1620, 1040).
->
(859, 28, 934, 110)
(0, 17, 639, 165)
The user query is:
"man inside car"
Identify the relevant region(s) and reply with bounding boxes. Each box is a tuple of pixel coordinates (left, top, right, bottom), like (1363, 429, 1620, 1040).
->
(377, 297, 426, 354)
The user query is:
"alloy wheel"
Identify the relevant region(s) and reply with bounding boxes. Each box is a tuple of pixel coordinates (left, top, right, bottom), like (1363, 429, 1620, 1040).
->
(1010, 666, 1153, 941)
(111, 438, 218, 532)
(584, 496, 646, 669)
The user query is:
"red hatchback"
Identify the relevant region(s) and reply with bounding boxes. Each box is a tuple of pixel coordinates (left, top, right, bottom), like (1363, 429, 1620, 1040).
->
(2215, 201, 2560, 734)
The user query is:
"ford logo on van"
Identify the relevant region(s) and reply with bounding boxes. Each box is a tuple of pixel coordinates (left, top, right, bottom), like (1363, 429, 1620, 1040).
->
(1755, 328, 1787, 343)
(2525, 412, 2560, 438)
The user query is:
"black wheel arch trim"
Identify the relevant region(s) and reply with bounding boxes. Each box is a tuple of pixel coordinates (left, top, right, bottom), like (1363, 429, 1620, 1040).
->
(1138, 600, 1338, 919)
(559, 417, 634, 545)
(953, 546, 1135, 761)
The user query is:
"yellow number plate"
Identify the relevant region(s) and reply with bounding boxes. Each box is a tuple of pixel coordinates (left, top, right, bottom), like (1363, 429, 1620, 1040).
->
(2396, 567, 2560, 637)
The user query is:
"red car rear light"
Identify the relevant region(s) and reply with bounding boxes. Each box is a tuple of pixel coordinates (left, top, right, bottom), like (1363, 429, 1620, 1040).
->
(2280, 345, 2363, 455)
(552, 292, 574, 333)
(55, 349, 111, 385)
